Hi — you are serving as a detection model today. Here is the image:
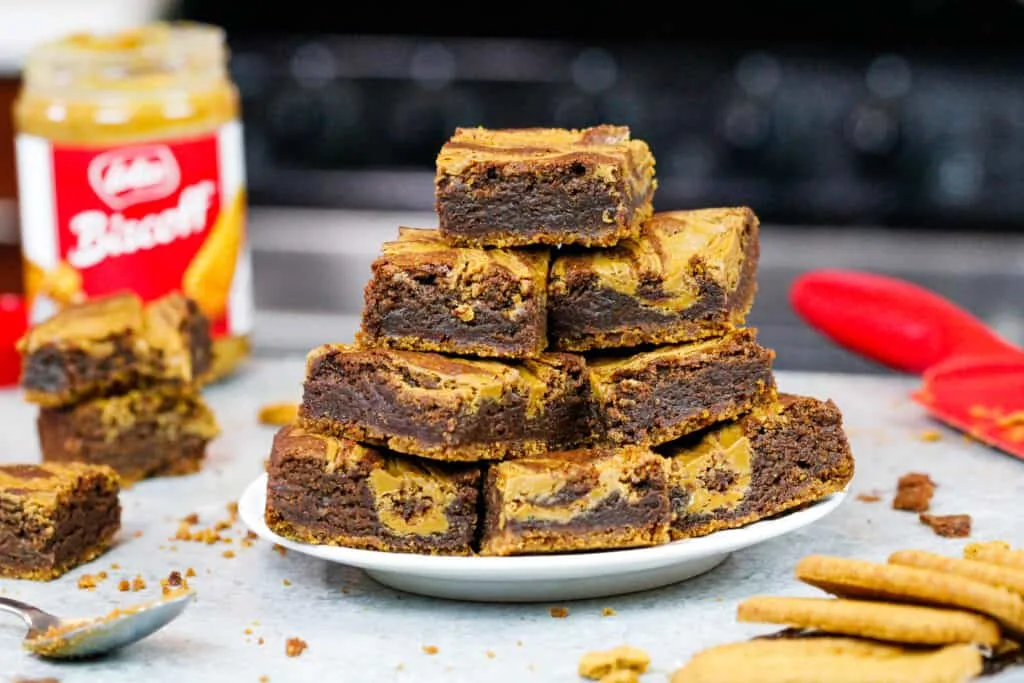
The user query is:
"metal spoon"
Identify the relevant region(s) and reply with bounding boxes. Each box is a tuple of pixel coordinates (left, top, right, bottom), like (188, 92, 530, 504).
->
(0, 589, 194, 659)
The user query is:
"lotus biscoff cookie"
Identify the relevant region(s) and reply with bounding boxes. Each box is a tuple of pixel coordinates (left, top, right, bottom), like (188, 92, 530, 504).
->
(965, 541, 1024, 571)
(736, 595, 1001, 647)
(669, 639, 982, 683)
(890, 549, 1024, 597)
(794, 555, 1024, 636)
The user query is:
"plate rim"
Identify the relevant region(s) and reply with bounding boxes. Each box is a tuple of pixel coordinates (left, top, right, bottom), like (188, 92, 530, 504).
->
(239, 473, 848, 580)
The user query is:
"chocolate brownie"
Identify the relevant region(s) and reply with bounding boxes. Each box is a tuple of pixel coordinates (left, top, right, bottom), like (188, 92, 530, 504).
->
(435, 125, 656, 248)
(265, 424, 480, 555)
(0, 463, 120, 580)
(664, 394, 854, 539)
(18, 291, 212, 406)
(299, 345, 592, 462)
(549, 207, 760, 351)
(479, 445, 670, 556)
(358, 227, 550, 358)
(37, 387, 220, 485)
(589, 328, 776, 447)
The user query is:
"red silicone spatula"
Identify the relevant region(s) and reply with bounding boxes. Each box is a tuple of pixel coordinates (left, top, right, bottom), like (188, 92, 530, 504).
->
(790, 268, 1024, 459)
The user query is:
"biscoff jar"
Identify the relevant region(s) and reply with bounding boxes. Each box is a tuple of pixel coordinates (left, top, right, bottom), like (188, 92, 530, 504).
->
(14, 22, 253, 382)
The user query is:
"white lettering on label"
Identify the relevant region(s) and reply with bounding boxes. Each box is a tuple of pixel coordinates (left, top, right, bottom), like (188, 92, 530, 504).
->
(87, 145, 182, 210)
(66, 181, 216, 270)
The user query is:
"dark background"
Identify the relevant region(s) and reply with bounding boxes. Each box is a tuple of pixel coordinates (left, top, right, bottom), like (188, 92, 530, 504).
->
(174, 0, 1024, 231)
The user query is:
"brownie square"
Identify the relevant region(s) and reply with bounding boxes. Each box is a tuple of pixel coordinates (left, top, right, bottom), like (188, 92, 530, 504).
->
(435, 125, 656, 248)
(18, 291, 212, 407)
(664, 394, 855, 539)
(265, 424, 481, 555)
(479, 445, 670, 556)
(299, 345, 592, 462)
(0, 463, 121, 580)
(589, 328, 776, 447)
(358, 227, 550, 359)
(549, 207, 760, 351)
(37, 387, 220, 485)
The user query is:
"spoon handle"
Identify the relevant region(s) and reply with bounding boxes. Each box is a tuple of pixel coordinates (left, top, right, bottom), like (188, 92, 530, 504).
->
(0, 597, 61, 634)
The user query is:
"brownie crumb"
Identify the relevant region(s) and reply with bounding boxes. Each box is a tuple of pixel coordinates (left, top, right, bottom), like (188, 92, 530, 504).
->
(919, 430, 942, 442)
(920, 513, 972, 538)
(893, 472, 936, 512)
(285, 637, 307, 657)
(549, 606, 569, 618)
(422, 645, 439, 655)
(13, 677, 60, 683)
(856, 492, 882, 503)
(166, 570, 184, 586)
(602, 607, 617, 617)
(258, 637, 265, 646)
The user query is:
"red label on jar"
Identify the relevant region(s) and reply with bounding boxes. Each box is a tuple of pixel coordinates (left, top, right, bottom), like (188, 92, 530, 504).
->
(16, 123, 253, 338)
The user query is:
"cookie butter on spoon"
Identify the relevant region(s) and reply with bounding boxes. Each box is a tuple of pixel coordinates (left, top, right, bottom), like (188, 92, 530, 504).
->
(13, 22, 253, 383)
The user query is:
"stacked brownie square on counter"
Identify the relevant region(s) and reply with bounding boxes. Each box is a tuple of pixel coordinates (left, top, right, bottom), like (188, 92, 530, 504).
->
(264, 125, 855, 557)
(17, 291, 221, 485)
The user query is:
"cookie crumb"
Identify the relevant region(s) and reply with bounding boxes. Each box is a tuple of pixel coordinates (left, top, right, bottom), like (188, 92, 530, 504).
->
(549, 606, 569, 618)
(283, 579, 291, 586)
(273, 544, 287, 557)
(285, 637, 307, 658)
(131, 576, 146, 591)
(223, 550, 236, 559)
(578, 646, 650, 681)
(110, 563, 120, 569)
(893, 472, 936, 512)
(77, 573, 104, 590)
(486, 650, 496, 659)
(602, 607, 617, 617)
(920, 513, 972, 538)
(258, 637, 265, 645)
(258, 401, 299, 426)
(133, 530, 144, 538)
(919, 430, 942, 442)
(422, 645, 439, 655)
(258, 676, 269, 683)
(856, 492, 881, 503)
(186, 567, 196, 577)
(182, 513, 200, 525)
(118, 579, 130, 592)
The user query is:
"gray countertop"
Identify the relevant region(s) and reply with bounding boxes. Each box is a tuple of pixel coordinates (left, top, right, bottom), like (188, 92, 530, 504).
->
(2, 359, 1023, 682)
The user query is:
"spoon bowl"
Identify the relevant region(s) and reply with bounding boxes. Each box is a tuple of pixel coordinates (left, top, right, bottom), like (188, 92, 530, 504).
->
(1, 589, 194, 659)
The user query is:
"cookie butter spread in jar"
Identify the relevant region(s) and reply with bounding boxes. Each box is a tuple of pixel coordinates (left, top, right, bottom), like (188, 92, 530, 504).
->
(14, 22, 253, 382)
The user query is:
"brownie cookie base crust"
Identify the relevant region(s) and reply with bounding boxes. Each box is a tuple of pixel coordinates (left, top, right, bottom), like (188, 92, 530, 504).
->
(549, 207, 761, 351)
(359, 227, 550, 359)
(589, 328, 777, 447)
(435, 125, 656, 248)
(665, 393, 855, 540)
(300, 345, 592, 462)
(37, 388, 220, 485)
(480, 446, 671, 556)
(0, 463, 121, 581)
(265, 425, 480, 555)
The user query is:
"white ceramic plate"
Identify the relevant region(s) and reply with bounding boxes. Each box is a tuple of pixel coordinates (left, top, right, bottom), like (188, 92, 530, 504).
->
(238, 474, 847, 603)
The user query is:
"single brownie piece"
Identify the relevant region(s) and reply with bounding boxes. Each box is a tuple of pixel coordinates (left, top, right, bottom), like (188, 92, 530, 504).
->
(37, 387, 220, 485)
(0, 463, 120, 580)
(435, 125, 656, 248)
(589, 328, 776, 447)
(663, 394, 854, 539)
(479, 445, 670, 556)
(18, 291, 212, 407)
(300, 345, 591, 462)
(548, 207, 760, 351)
(265, 424, 480, 555)
(358, 227, 550, 359)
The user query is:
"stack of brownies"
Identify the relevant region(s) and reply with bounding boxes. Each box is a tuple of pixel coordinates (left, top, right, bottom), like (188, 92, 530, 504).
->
(17, 291, 221, 485)
(264, 125, 855, 557)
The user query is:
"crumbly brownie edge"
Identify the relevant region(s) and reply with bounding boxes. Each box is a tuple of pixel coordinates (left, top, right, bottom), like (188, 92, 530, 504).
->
(596, 337, 777, 446)
(183, 297, 214, 381)
(479, 455, 671, 556)
(549, 210, 760, 352)
(669, 396, 855, 540)
(436, 163, 654, 249)
(359, 258, 547, 359)
(265, 446, 480, 555)
(20, 334, 146, 407)
(0, 470, 120, 581)
(300, 351, 591, 461)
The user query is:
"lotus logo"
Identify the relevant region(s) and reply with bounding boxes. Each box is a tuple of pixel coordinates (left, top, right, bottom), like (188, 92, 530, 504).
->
(87, 145, 181, 210)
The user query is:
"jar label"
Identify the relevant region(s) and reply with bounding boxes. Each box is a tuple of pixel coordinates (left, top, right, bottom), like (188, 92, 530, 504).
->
(16, 122, 253, 338)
